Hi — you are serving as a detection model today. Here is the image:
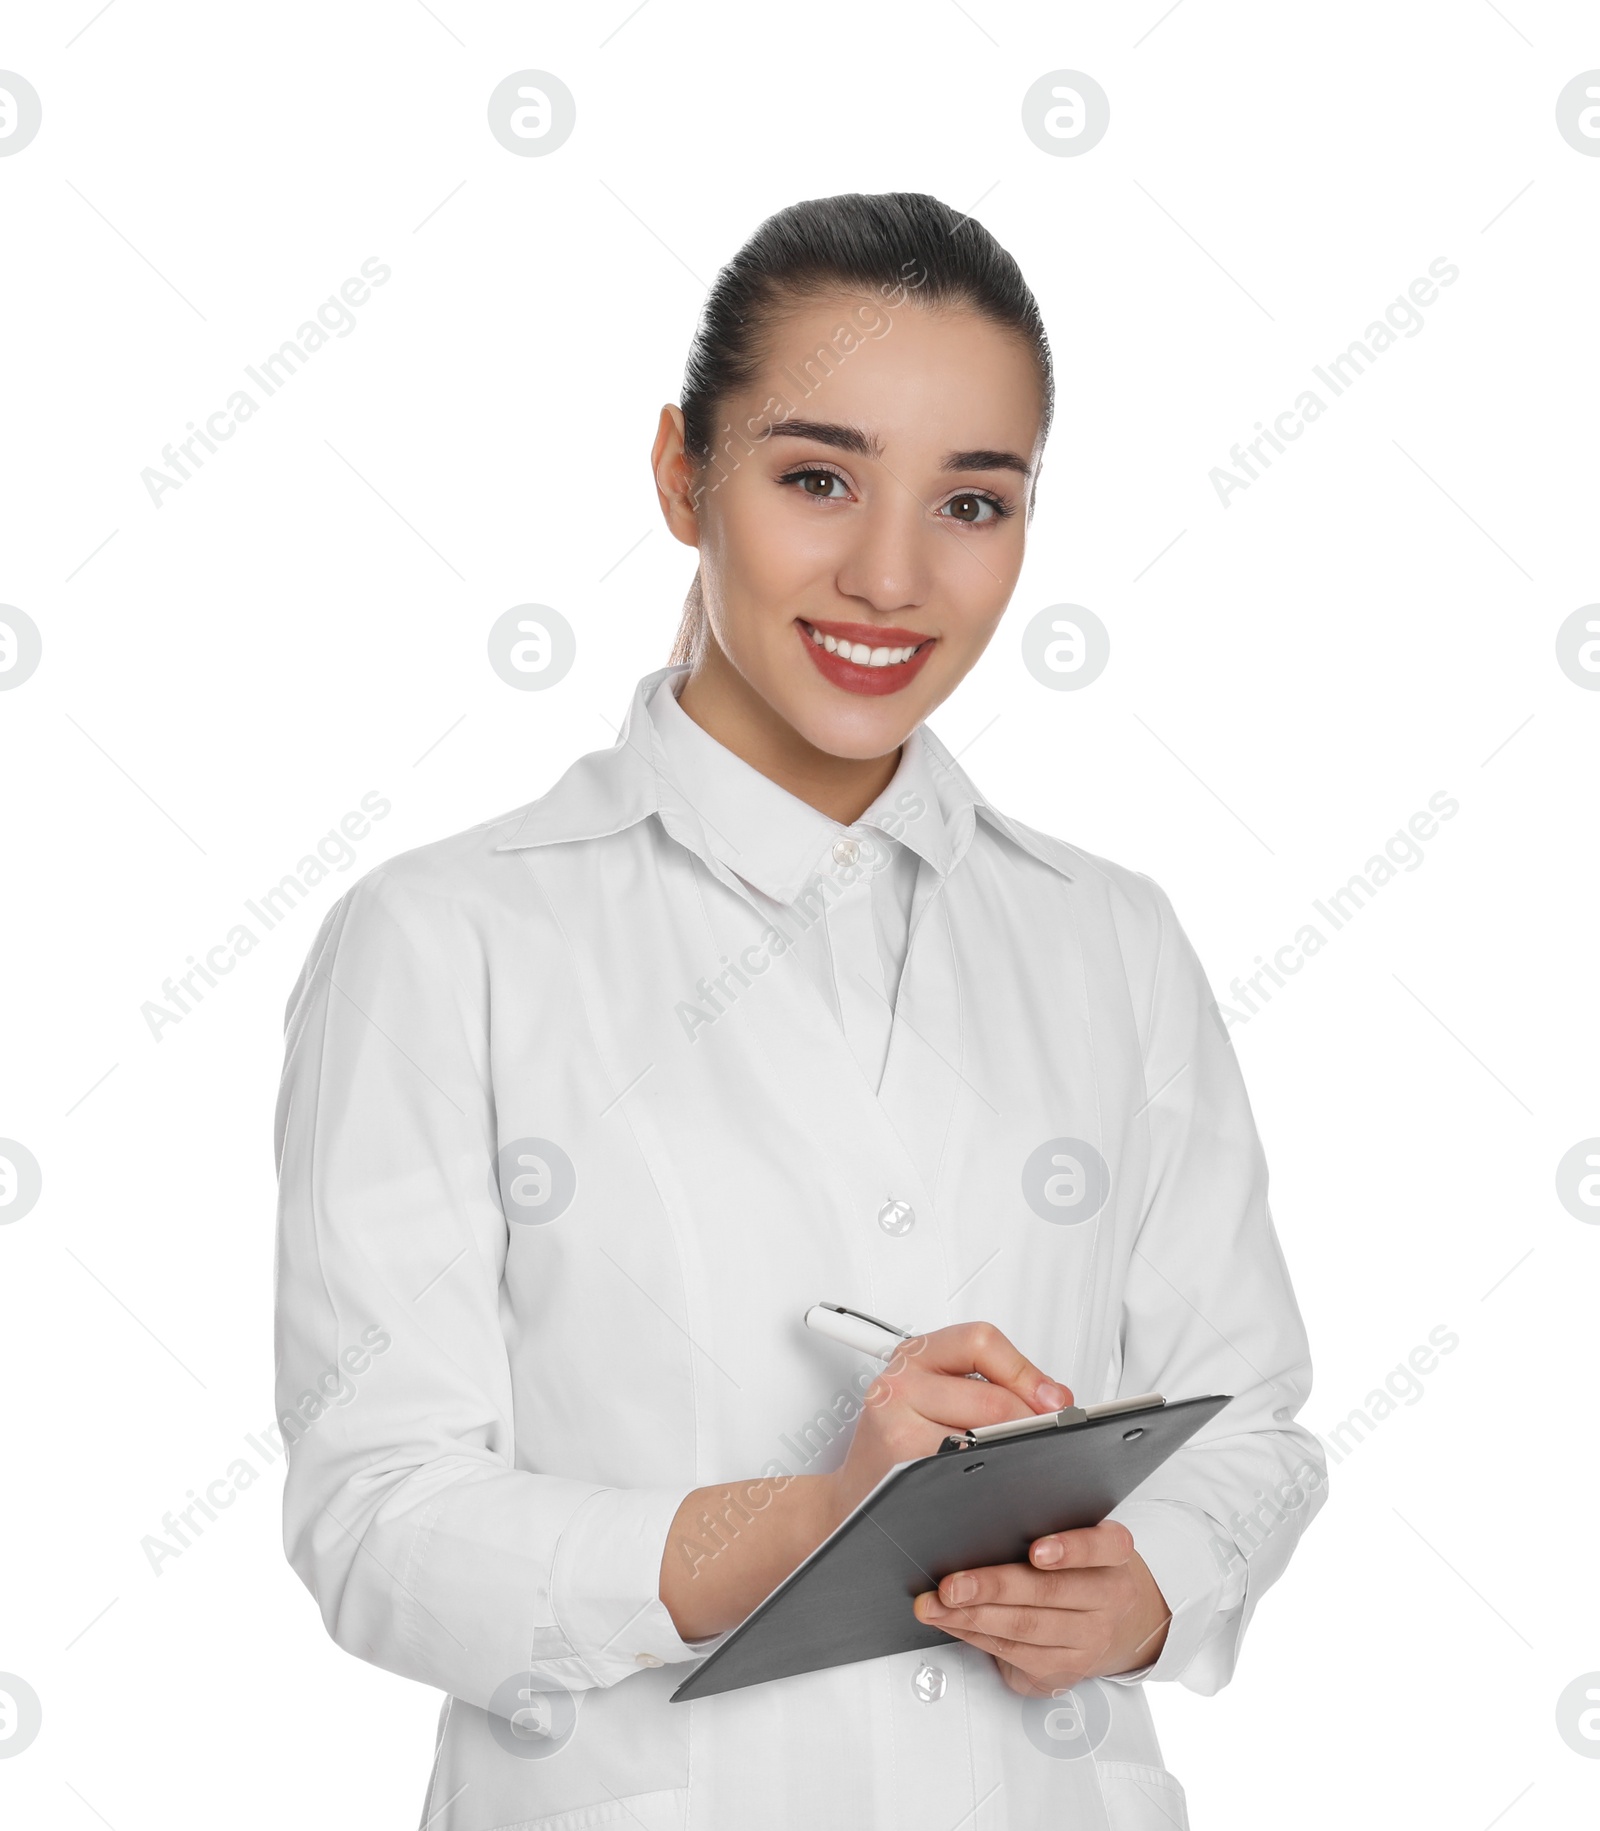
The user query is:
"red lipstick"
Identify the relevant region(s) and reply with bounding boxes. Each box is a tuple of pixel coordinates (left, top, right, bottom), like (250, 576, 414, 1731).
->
(796, 617, 937, 698)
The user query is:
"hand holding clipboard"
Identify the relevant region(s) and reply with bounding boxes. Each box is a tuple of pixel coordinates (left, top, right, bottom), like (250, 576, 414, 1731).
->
(670, 1305, 1230, 1702)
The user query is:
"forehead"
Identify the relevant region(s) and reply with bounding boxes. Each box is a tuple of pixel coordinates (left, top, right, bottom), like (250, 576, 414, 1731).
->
(739, 291, 1044, 455)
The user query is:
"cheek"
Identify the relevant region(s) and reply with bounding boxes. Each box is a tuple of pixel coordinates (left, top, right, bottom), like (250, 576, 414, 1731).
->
(718, 488, 836, 592)
(933, 583, 1013, 663)
(931, 517, 1025, 598)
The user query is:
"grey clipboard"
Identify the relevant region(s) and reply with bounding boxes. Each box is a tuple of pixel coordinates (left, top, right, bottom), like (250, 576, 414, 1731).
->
(670, 1391, 1231, 1702)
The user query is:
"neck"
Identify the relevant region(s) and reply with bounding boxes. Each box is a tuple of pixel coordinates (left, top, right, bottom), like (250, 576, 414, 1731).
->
(674, 640, 900, 826)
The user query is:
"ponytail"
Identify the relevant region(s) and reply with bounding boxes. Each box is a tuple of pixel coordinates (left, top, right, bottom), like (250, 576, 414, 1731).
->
(668, 569, 707, 668)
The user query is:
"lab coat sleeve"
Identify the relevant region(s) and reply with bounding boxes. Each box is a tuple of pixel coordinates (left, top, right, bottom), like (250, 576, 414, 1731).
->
(1099, 874, 1327, 1695)
(272, 867, 725, 1710)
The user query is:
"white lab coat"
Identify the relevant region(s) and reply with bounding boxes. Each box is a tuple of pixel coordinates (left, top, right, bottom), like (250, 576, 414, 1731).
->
(273, 662, 1325, 1830)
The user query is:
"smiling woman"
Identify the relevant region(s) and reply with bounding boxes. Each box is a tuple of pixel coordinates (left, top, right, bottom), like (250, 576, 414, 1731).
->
(273, 190, 1324, 1831)
(656, 192, 1053, 799)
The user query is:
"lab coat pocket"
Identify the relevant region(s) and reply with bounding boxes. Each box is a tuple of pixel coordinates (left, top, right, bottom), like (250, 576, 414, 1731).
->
(1094, 1759, 1191, 1830)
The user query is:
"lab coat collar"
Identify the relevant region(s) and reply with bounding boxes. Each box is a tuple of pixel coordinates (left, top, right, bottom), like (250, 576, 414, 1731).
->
(643, 668, 847, 903)
(492, 663, 1075, 887)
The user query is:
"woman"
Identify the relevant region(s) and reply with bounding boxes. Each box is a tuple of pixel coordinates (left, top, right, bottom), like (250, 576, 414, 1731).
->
(273, 192, 1325, 1830)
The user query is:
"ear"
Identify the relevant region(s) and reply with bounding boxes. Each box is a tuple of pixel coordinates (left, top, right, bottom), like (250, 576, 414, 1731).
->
(651, 404, 702, 551)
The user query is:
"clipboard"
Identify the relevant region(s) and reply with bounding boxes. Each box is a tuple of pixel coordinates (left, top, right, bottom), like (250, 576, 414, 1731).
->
(670, 1390, 1231, 1701)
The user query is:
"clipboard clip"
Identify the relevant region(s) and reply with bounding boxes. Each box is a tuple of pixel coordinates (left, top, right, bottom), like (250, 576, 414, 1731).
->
(936, 1392, 1166, 1453)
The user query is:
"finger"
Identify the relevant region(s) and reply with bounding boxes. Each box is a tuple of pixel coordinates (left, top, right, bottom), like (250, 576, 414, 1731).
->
(916, 1595, 1108, 1651)
(916, 1580, 1123, 1642)
(1029, 1520, 1135, 1570)
(997, 1657, 1071, 1699)
(865, 1336, 1029, 1438)
(882, 1322, 1072, 1424)
(918, 1607, 1100, 1686)
(922, 1561, 1124, 1615)
(950, 1320, 1073, 1412)
(997, 1652, 1096, 1696)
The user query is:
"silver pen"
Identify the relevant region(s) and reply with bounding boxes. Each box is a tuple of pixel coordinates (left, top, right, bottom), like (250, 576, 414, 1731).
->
(803, 1301, 917, 1360)
(803, 1300, 991, 1381)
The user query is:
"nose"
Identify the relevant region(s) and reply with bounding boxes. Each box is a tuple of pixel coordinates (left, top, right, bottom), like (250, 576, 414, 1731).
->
(833, 489, 935, 615)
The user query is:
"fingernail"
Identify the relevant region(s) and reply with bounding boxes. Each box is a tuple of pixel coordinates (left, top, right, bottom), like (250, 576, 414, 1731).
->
(917, 1592, 944, 1617)
(944, 1574, 975, 1604)
(1038, 1380, 1071, 1409)
(1034, 1538, 1063, 1565)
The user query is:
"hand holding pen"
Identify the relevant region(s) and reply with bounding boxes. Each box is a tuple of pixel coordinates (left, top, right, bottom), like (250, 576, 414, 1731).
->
(803, 1303, 1076, 1526)
(804, 1305, 1172, 1690)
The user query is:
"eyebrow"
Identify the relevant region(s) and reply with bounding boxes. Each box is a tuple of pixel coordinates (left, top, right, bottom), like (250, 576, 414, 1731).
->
(767, 418, 880, 459)
(942, 447, 1034, 479)
(766, 418, 1034, 479)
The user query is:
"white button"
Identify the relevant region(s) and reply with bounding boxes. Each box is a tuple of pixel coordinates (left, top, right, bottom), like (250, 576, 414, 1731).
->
(878, 1198, 915, 1234)
(633, 1652, 664, 1667)
(912, 1660, 946, 1702)
(832, 836, 860, 866)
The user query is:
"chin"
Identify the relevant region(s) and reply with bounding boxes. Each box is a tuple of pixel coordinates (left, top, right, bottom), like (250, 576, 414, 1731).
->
(780, 685, 928, 761)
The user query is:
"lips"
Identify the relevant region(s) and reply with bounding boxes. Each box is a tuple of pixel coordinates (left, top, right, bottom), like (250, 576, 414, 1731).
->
(797, 617, 937, 698)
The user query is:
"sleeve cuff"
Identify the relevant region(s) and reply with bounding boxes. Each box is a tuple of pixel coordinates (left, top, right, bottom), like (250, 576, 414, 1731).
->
(1100, 1498, 1236, 1686)
(549, 1485, 731, 1686)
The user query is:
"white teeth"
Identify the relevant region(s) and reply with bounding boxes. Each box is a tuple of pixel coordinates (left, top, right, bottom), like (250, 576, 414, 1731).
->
(805, 624, 924, 667)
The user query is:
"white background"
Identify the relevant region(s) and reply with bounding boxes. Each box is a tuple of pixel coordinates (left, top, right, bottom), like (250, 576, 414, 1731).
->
(2, 2, 1597, 1826)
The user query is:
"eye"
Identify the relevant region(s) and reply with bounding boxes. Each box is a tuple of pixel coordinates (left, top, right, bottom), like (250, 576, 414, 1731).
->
(780, 465, 852, 501)
(942, 490, 1011, 525)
